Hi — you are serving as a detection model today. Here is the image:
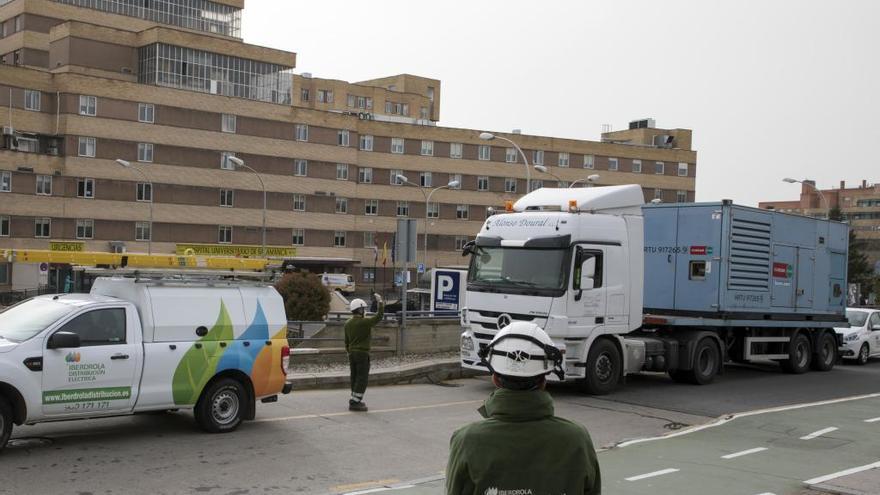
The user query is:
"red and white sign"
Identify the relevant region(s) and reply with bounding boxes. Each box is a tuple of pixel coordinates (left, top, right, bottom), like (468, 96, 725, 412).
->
(772, 262, 790, 278)
(690, 246, 708, 256)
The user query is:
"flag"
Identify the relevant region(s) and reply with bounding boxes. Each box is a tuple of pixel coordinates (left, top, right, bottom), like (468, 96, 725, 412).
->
(381, 241, 388, 267)
(391, 233, 397, 264)
(371, 245, 379, 263)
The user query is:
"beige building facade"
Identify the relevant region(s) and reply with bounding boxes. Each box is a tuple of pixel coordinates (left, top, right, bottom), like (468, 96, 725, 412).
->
(0, 0, 697, 293)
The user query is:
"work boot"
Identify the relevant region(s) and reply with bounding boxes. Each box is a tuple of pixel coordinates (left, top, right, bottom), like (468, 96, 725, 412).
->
(349, 400, 368, 412)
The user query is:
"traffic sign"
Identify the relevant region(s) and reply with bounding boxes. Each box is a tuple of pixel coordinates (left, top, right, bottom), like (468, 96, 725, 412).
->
(417, 263, 425, 273)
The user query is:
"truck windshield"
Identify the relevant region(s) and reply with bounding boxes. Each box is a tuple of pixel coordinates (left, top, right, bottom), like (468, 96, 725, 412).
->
(846, 311, 868, 327)
(468, 246, 569, 295)
(0, 298, 77, 343)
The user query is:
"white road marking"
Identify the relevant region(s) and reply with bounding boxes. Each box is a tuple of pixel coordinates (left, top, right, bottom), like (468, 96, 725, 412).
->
(721, 447, 768, 459)
(624, 468, 680, 482)
(800, 427, 839, 440)
(254, 399, 483, 423)
(804, 460, 880, 485)
(754, 492, 776, 495)
(865, 416, 880, 423)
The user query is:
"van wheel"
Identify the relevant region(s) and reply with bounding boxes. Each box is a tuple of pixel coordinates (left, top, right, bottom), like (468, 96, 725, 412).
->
(780, 333, 812, 374)
(0, 397, 13, 452)
(580, 339, 621, 395)
(810, 332, 837, 371)
(856, 344, 870, 366)
(194, 379, 245, 433)
(669, 338, 720, 385)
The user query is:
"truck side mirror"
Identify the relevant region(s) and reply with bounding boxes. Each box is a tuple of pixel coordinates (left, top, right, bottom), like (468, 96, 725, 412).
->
(461, 240, 476, 257)
(580, 257, 596, 290)
(47, 331, 81, 350)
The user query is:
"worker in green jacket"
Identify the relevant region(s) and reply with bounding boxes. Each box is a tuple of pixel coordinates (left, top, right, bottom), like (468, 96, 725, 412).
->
(446, 322, 601, 494)
(344, 293, 384, 412)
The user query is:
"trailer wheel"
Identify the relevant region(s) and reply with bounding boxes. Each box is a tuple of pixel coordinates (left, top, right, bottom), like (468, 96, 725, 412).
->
(669, 338, 720, 385)
(580, 339, 621, 395)
(194, 378, 246, 433)
(0, 397, 12, 452)
(780, 333, 812, 374)
(810, 332, 837, 372)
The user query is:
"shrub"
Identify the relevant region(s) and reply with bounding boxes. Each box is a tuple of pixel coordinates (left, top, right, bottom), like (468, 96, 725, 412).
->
(275, 272, 330, 321)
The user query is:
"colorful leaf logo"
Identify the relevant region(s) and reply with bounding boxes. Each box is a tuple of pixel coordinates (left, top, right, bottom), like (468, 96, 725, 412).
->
(171, 301, 234, 405)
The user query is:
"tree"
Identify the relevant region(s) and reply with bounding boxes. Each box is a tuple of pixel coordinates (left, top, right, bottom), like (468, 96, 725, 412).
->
(275, 272, 330, 321)
(828, 206, 843, 221)
(848, 230, 873, 286)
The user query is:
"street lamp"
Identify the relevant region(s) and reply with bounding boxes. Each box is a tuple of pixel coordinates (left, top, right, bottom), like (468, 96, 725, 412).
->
(480, 132, 532, 193)
(782, 177, 829, 213)
(396, 174, 460, 279)
(116, 159, 153, 255)
(533, 165, 565, 187)
(229, 156, 267, 257)
(569, 175, 601, 188)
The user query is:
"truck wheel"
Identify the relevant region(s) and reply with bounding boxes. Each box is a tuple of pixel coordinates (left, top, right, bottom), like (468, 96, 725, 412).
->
(810, 332, 837, 372)
(669, 338, 720, 385)
(856, 344, 870, 366)
(0, 397, 13, 452)
(194, 378, 246, 433)
(780, 333, 812, 374)
(580, 339, 621, 395)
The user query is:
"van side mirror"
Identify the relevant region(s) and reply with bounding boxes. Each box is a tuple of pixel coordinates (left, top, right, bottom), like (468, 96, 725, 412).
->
(580, 257, 596, 290)
(47, 331, 81, 350)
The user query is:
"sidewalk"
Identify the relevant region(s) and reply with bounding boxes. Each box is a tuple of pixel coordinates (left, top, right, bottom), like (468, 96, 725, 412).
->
(807, 467, 880, 495)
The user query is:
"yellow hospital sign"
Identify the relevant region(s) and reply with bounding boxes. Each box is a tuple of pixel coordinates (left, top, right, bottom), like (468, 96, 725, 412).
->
(50, 241, 85, 252)
(175, 244, 296, 258)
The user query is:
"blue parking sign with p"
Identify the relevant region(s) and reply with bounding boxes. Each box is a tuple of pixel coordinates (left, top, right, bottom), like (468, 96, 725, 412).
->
(433, 270, 461, 311)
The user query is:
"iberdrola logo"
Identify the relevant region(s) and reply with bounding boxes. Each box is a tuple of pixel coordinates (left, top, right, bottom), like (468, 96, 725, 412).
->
(65, 352, 81, 363)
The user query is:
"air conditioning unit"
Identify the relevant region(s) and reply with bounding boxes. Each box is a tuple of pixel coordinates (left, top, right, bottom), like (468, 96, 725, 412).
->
(629, 118, 656, 130)
(2, 126, 14, 136)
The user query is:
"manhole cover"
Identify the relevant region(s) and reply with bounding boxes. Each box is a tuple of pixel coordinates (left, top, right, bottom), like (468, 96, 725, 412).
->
(6, 437, 54, 449)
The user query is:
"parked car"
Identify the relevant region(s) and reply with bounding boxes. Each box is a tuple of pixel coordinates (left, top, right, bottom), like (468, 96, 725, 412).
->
(836, 308, 880, 365)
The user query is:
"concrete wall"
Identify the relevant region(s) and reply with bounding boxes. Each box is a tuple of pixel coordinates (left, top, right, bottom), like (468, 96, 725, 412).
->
(294, 318, 461, 354)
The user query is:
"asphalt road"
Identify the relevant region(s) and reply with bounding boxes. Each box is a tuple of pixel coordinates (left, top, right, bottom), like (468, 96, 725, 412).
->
(1, 358, 879, 495)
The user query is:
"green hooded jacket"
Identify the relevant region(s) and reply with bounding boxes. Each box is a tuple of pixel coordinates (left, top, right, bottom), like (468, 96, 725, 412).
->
(446, 388, 601, 495)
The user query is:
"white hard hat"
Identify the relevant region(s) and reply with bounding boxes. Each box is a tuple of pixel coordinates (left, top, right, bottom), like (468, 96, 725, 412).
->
(479, 322, 564, 379)
(349, 299, 368, 312)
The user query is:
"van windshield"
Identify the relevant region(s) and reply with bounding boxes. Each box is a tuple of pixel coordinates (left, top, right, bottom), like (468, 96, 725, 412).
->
(0, 298, 77, 343)
(468, 247, 569, 296)
(846, 310, 869, 328)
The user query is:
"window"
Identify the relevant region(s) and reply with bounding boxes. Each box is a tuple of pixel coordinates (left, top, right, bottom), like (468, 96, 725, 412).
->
(136, 182, 152, 202)
(478, 176, 489, 191)
(222, 114, 237, 133)
(391, 138, 404, 154)
(478, 145, 491, 161)
(318, 89, 333, 103)
(293, 194, 306, 211)
(337, 129, 350, 147)
(583, 155, 595, 169)
(558, 152, 570, 168)
(689, 261, 707, 281)
(294, 159, 308, 176)
(135, 221, 151, 241)
(655, 161, 665, 175)
(294, 124, 309, 142)
(292, 229, 304, 246)
(420, 171, 432, 187)
(24, 90, 40, 111)
(36, 175, 52, 195)
(454, 236, 469, 251)
(335, 197, 348, 214)
(77, 178, 95, 199)
(0, 171, 10, 192)
(678, 162, 689, 177)
(56, 309, 126, 347)
(358, 167, 373, 184)
(450, 143, 463, 159)
(420, 140, 434, 156)
(138, 103, 155, 123)
(347, 94, 355, 107)
(677, 190, 688, 203)
(363, 231, 375, 248)
(300, 88, 310, 102)
(78, 137, 96, 157)
(420, 107, 429, 120)
(365, 199, 378, 216)
(632, 160, 642, 174)
(0, 215, 9, 236)
(391, 169, 404, 185)
(336, 163, 349, 180)
(456, 204, 469, 220)
(573, 250, 604, 290)
(427, 202, 439, 219)
(334, 231, 346, 247)
(220, 152, 236, 170)
(79, 95, 97, 116)
(451, 174, 462, 189)
(137, 143, 154, 163)
(397, 201, 409, 217)
(218, 225, 233, 244)
(76, 219, 94, 239)
(505, 148, 517, 163)
(363, 267, 376, 282)
(14, 15, 21, 32)
(533, 150, 544, 166)
(220, 189, 234, 207)
(608, 157, 619, 171)
(530, 179, 544, 191)
(505, 177, 517, 193)
(34, 217, 50, 238)
(655, 188, 663, 200)
(359, 134, 373, 151)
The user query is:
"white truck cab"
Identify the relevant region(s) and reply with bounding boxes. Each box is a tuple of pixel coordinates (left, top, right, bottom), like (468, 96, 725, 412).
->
(0, 274, 292, 450)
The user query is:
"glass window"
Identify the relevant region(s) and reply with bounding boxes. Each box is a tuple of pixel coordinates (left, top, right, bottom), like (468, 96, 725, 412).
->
(363, 267, 375, 282)
(138, 143, 154, 163)
(0, 297, 80, 342)
(421, 140, 434, 156)
(655, 188, 663, 200)
(76, 219, 94, 239)
(334, 231, 346, 247)
(78, 137, 96, 157)
(533, 150, 544, 165)
(218, 225, 233, 244)
(138, 103, 155, 123)
(391, 138, 405, 154)
(420, 172, 432, 187)
(363, 232, 375, 248)
(34, 217, 51, 238)
(359, 134, 373, 151)
(450, 174, 462, 189)
(55, 308, 127, 347)
(0, 171, 10, 192)
(0, 215, 9, 237)
(294, 159, 308, 176)
(336, 163, 349, 180)
(24, 90, 40, 111)
(478, 176, 489, 191)
(292, 194, 306, 211)
(478, 145, 491, 161)
(655, 161, 665, 175)
(427, 202, 439, 219)
(221, 152, 236, 170)
(469, 246, 569, 293)
(335, 197, 348, 214)
(558, 152, 570, 167)
(295, 124, 309, 142)
(135, 221, 151, 242)
(455, 236, 469, 251)
(79, 95, 97, 116)
(55, 0, 243, 37)
(608, 158, 619, 171)
(450, 143, 463, 159)
(222, 113, 237, 133)
(292, 229, 304, 246)
(391, 169, 404, 185)
(36, 175, 52, 195)
(583, 155, 594, 169)
(397, 201, 409, 217)
(318, 89, 333, 103)
(505, 148, 517, 163)
(300, 88, 310, 102)
(456, 204, 469, 220)
(530, 179, 544, 191)
(632, 160, 642, 174)
(137, 182, 152, 202)
(358, 167, 373, 184)
(676, 190, 687, 203)
(365, 199, 378, 216)
(846, 311, 869, 327)
(678, 162, 689, 177)
(505, 178, 517, 193)
(337, 130, 350, 147)
(77, 178, 95, 198)
(220, 189, 234, 207)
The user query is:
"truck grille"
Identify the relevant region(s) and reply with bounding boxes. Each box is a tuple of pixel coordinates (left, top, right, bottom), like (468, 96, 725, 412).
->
(728, 217, 771, 290)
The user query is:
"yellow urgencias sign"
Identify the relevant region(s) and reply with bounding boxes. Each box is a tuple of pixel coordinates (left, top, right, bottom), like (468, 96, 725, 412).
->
(50, 241, 85, 252)
(175, 244, 296, 257)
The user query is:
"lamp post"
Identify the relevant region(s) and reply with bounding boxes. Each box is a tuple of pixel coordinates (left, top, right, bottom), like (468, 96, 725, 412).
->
(116, 159, 153, 255)
(396, 174, 460, 283)
(533, 165, 567, 187)
(783, 178, 829, 215)
(479, 132, 532, 193)
(229, 156, 267, 257)
(569, 174, 602, 188)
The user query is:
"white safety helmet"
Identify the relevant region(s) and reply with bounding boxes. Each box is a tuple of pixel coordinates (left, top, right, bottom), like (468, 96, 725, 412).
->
(349, 299, 368, 312)
(479, 322, 564, 380)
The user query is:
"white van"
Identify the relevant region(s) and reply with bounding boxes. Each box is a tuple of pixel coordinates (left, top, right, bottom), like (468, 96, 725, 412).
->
(0, 276, 292, 450)
(321, 273, 356, 294)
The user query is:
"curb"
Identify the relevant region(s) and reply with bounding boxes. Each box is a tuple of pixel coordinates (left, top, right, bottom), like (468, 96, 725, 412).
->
(290, 358, 484, 391)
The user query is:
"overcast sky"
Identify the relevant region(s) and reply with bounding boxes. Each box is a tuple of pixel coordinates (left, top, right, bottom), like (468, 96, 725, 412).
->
(242, 1, 879, 206)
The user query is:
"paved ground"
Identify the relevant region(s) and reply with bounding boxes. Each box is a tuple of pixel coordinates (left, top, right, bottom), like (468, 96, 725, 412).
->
(1, 359, 878, 494)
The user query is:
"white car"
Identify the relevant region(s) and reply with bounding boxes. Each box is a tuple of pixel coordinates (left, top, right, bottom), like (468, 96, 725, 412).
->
(836, 308, 880, 365)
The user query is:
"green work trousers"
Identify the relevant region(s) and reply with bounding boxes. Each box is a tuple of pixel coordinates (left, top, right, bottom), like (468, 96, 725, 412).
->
(349, 351, 371, 402)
